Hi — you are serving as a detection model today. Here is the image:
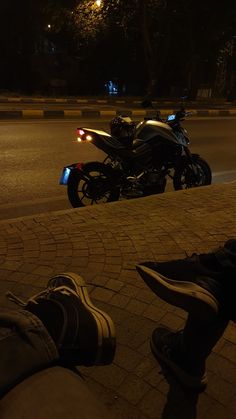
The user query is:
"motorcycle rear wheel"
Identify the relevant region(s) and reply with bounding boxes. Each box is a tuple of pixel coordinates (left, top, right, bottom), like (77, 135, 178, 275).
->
(173, 157, 212, 190)
(67, 162, 120, 207)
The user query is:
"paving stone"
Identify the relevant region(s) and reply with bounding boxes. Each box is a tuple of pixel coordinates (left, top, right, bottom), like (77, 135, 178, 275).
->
(207, 352, 236, 385)
(23, 250, 40, 259)
(90, 364, 127, 389)
(218, 340, 236, 363)
(120, 284, 140, 298)
(109, 293, 130, 308)
(136, 288, 156, 304)
(117, 374, 151, 405)
(142, 305, 166, 322)
(159, 311, 185, 330)
(223, 322, 236, 344)
(115, 344, 143, 372)
(31, 265, 55, 276)
(202, 400, 233, 419)
(138, 388, 167, 418)
(39, 252, 57, 261)
(1, 182, 236, 418)
(126, 298, 149, 316)
(206, 372, 236, 405)
(144, 367, 165, 389)
(106, 278, 124, 292)
(0, 261, 22, 271)
(104, 264, 121, 274)
(90, 287, 115, 303)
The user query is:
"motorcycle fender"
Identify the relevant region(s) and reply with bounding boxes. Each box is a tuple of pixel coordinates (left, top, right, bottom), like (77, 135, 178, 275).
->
(174, 153, 201, 174)
(59, 162, 84, 185)
(177, 152, 200, 164)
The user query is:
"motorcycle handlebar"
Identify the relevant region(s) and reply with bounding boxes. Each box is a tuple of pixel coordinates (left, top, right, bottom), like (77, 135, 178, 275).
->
(143, 108, 192, 124)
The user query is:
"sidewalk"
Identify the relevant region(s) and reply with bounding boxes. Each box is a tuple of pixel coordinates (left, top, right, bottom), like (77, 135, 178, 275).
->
(1, 182, 236, 418)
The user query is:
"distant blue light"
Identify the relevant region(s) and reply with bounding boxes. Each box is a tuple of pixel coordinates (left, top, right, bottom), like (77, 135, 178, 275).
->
(105, 80, 118, 95)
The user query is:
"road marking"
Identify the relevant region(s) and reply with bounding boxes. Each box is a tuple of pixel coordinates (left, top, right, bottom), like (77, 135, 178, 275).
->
(209, 109, 221, 116)
(31, 98, 46, 102)
(55, 98, 67, 103)
(131, 110, 147, 116)
(22, 109, 44, 117)
(64, 110, 82, 117)
(100, 110, 116, 116)
(9, 98, 21, 102)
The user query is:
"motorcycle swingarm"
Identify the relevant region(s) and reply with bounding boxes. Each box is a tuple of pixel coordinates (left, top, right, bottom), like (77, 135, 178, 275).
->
(59, 163, 83, 185)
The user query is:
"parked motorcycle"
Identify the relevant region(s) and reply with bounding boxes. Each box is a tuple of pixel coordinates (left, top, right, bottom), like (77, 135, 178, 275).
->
(60, 103, 212, 207)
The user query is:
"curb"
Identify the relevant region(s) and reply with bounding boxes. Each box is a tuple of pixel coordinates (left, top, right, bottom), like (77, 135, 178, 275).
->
(0, 98, 138, 104)
(0, 97, 234, 105)
(0, 109, 236, 119)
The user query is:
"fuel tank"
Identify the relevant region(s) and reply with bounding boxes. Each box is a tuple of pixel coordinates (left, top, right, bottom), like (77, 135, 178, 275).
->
(135, 120, 179, 145)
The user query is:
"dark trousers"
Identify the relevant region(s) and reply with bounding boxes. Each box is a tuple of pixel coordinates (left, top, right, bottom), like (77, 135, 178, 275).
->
(0, 309, 114, 419)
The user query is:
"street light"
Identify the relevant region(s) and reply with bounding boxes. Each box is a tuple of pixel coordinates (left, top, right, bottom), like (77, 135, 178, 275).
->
(95, 0, 101, 6)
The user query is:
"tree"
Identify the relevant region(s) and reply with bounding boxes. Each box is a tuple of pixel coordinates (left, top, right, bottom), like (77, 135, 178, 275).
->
(72, 0, 168, 95)
(72, 0, 236, 97)
(0, 0, 77, 92)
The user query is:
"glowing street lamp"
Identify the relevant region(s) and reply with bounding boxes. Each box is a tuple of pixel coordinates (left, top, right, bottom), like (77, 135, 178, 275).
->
(95, 0, 101, 6)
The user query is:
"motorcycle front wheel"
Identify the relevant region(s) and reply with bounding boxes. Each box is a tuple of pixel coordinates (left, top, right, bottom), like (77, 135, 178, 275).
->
(173, 156, 212, 190)
(67, 162, 120, 207)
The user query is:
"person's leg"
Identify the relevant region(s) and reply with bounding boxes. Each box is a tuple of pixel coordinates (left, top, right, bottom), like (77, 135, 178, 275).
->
(0, 308, 59, 398)
(0, 272, 115, 397)
(136, 240, 236, 389)
(136, 238, 236, 322)
(6, 272, 116, 367)
(1, 367, 115, 419)
(182, 313, 229, 365)
(151, 312, 229, 390)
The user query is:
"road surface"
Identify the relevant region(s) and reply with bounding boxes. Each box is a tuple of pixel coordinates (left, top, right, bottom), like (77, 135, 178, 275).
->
(0, 116, 235, 219)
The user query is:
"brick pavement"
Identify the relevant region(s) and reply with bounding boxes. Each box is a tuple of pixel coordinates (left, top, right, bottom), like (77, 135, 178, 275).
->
(1, 182, 236, 418)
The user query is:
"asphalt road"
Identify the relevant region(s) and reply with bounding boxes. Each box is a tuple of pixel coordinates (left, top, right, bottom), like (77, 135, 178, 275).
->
(0, 116, 236, 220)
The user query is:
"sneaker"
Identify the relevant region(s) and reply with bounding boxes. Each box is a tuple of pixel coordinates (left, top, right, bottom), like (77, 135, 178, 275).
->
(136, 261, 220, 322)
(7, 272, 116, 367)
(136, 240, 236, 322)
(151, 326, 208, 391)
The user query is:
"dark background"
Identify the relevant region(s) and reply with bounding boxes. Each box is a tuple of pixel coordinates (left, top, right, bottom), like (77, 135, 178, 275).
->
(0, 0, 235, 99)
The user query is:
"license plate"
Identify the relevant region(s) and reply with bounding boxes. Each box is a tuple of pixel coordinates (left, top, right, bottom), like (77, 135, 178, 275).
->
(59, 167, 72, 185)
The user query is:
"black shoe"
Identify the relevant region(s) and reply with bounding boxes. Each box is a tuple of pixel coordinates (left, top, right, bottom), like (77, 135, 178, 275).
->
(137, 240, 236, 322)
(151, 327, 207, 391)
(7, 272, 116, 366)
(136, 262, 219, 322)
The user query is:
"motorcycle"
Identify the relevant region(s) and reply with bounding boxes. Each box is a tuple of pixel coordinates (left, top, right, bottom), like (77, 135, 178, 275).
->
(60, 102, 212, 207)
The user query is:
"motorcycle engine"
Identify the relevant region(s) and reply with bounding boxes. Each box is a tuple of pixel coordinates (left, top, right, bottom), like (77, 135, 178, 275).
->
(122, 170, 166, 198)
(145, 171, 163, 185)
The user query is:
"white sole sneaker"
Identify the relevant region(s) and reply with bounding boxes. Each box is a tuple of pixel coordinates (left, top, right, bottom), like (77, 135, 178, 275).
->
(136, 265, 219, 322)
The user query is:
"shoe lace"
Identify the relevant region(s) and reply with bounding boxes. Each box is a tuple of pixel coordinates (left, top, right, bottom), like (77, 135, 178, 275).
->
(6, 289, 51, 307)
(6, 292, 28, 307)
